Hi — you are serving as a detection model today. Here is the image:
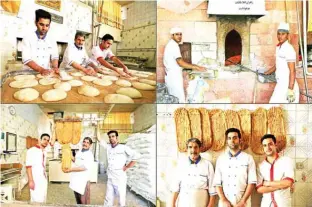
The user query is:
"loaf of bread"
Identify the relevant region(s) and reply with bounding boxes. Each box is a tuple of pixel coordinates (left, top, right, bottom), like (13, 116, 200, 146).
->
(238, 109, 251, 150)
(251, 108, 267, 155)
(187, 108, 202, 142)
(174, 108, 191, 152)
(198, 108, 213, 152)
(267, 107, 286, 152)
(210, 110, 227, 151)
(71, 122, 82, 145)
(61, 144, 72, 172)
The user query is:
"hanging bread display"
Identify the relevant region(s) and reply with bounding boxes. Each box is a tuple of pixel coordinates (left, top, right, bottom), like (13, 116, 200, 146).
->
(55, 122, 65, 144)
(251, 108, 267, 155)
(198, 108, 213, 152)
(174, 108, 191, 152)
(210, 110, 227, 151)
(225, 110, 241, 130)
(71, 121, 82, 145)
(63, 122, 74, 144)
(187, 108, 202, 142)
(61, 144, 72, 172)
(238, 109, 251, 150)
(267, 107, 286, 152)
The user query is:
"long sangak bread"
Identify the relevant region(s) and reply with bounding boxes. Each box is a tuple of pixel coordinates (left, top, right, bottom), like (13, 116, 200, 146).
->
(251, 108, 267, 155)
(55, 122, 65, 144)
(210, 110, 227, 151)
(225, 110, 241, 130)
(267, 107, 286, 152)
(187, 108, 202, 142)
(63, 122, 74, 144)
(198, 108, 213, 152)
(174, 108, 191, 152)
(61, 144, 72, 172)
(71, 121, 82, 145)
(238, 109, 251, 150)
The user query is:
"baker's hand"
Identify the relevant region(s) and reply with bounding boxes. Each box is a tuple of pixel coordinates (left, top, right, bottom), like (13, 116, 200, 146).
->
(287, 89, 295, 103)
(63, 168, 71, 173)
(29, 180, 35, 190)
(52, 67, 60, 74)
(40, 68, 52, 76)
(234, 200, 246, 207)
(123, 166, 128, 171)
(221, 198, 232, 207)
(193, 65, 206, 72)
(123, 66, 132, 76)
(118, 71, 131, 78)
(84, 68, 97, 76)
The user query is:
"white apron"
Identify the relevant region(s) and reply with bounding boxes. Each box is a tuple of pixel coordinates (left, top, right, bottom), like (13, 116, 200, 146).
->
(165, 69, 185, 103)
(177, 189, 209, 207)
(30, 176, 47, 203)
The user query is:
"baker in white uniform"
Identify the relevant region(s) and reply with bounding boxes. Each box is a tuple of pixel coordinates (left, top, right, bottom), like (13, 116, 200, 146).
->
(60, 32, 99, 76)
(171, 138, 216, 207)
(256, 134, 294, 207)
(90, 34, 131, 78)
(22, 9, 59, 76)
(63, 137, 94, 204)
(163, 27, 206, 103)
(26, 133, 52, 203)
(96, 130, 138, 207)
(213, 128, 257, 207)
(264, 22, 299, 103)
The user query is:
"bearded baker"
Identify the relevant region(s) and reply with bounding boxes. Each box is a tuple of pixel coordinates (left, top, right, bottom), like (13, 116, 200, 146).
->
(63, 137, 94, 204)
(171, 138, 216, 207)
(264, 22, 299, 103)
(26, 133, 53, 203)
(163, 27, 206, 103)
(22, 9, 59, 76)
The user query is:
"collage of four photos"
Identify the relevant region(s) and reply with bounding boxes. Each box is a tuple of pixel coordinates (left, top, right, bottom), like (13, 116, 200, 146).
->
(0, 0, 312, 207)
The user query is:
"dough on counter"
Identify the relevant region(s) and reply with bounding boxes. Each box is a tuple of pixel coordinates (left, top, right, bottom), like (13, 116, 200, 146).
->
(101, 75, 118, 81)
(54, 82, 72, 92)
(139, 79, 156, 86)
(116, 87, 142, 98)
(59, 71, 73, 81)
(115, 79, 131, 87)
(133, 73, 149, 78)
(70, 71, 85, 77)
(9, 79, 38, 88)
(93, 79, 113, 86)
(42, 89, 67, 102)
(81, 76, 97, 82)
(132, 82, 155, 90)
(14, 75, 36, 81)
(39, 78, 61, 85)
(13, 88, 39, 102)
(104, 94, 134, 103)
(68, 80, 83, 87)
(78, 85, 100, 97)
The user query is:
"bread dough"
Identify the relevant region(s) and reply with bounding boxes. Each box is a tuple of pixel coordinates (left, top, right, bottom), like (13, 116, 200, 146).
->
(115, 79, 131, 87)
(139, 79, 156, 86)
(39, 78, 61, 85)
(59, 71, 73, 80)
(71, 71, 85, 77)
(101, 75, 118, 81)
(116, 87, 142, 98)
(104, 94, 134, 103)
(133, 73, 149, 78)
(78, 85, 100, 97)
(13, 88, 39, 102)
(14, 75, 36, 81)
(81, 76, 97, 82)
(9, 79, 38, 88)
(54, 82, 72, 92)
(93, 79, 113, 86)
(132, 82, 155, 90)
(42, 89, 67, 102)
(68, 80, 83, 87)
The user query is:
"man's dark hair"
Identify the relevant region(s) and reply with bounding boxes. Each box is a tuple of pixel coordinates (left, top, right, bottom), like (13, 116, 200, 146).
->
(225, 128, 241, 139)
(107, 130, 118, 137)
(186, 138, 202, 148)
(75, 32, 85, 40)
(35, 9, 51, 23)
(40, 133, 50, 140)
(102, 34, 114, 41)
(83, 137, 93, 144)
(261, 134, 277, 144)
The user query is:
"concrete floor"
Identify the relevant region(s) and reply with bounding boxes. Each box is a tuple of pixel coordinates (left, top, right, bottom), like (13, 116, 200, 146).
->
(10, 174, 154, 207)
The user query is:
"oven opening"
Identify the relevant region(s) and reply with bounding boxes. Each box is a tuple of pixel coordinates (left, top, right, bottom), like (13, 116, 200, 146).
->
(224, 29, 242, 66)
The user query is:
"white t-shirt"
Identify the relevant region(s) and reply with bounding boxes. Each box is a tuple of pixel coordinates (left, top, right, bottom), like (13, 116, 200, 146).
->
(213, 150, 257, 206)
(60, 44, 91, 68)
(275, 40, 296, 81)
(26, 145, 47, 180)
(22, 31, 59, 70)
(256, 155, 294, 207)
(163, 39, 182, 73)
(90, 45, 115, 66)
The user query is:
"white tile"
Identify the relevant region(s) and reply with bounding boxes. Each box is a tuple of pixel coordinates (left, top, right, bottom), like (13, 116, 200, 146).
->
(296, 111, 309, 123)
(296, 123, 308, 135)
(296, 147, 309, 159)
(295, 135, 308, 147)
(287, 111, 296, 123)
(296, 104, 309, 111)
(284, 147, 296, 159)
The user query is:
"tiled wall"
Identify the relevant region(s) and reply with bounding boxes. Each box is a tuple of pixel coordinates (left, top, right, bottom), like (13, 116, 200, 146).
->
(157, 104, 312, 207)
(117, 1, 157, 68)
(0, 104, 52, 191)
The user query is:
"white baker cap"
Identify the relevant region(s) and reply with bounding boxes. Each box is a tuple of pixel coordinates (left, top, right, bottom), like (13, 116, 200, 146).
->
(277, 22, 289, 32)
(170, 27, 182, 35)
